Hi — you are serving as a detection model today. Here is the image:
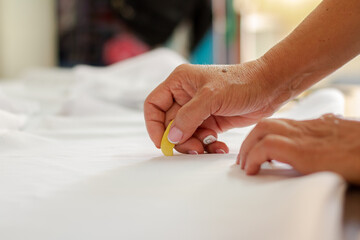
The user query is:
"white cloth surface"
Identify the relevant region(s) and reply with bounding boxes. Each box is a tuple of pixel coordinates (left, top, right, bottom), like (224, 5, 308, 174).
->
(0, 49, 347, 240)
(73, 48, 187, 109)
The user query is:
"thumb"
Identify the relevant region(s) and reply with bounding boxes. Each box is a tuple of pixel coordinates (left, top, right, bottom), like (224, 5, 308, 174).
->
(168, 90, 216, 144)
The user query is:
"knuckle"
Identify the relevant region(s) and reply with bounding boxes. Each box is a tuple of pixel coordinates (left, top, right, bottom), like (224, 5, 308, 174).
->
(321, 113, 336, 119)
(261, 135, 276, 149)
(256, 119, 271, 130)
(174, 63, 191, 73)
(167, 64, 193, 86)
(292, 139, 304, 153)
(319, 113, 342, 129)
(200, 85, 217, 97)
(144, 95, 152, 107)
(319, 113, 340, 123)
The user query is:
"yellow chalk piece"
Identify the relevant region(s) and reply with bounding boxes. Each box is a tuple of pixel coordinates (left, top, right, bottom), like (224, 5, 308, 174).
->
(161, 120, 175, 156)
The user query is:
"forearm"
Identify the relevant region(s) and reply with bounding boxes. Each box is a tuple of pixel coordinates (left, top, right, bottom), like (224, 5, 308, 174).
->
(260, 0, 360, 104)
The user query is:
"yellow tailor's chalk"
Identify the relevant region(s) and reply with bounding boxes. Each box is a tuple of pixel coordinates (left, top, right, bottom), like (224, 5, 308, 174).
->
(161, 120, 175, 156)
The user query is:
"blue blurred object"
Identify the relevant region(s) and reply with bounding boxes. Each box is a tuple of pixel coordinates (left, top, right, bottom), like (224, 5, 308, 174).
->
(190, 30, 213, 64)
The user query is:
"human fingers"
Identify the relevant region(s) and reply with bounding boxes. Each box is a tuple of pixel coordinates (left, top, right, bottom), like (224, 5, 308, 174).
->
(164, 103, 181, 126)
(192, 128, 229, 154)
(238, 119, 298, 168)
(244, 134, 297, 175)
(173, 128, 219, 154)
(193, 128, 218, 146)
(205, 141, 229, 154)
(144, 82, 175, 148)
(173, 127, 229, 154)
(174, 137, 205, 155)
(174, 137, 229, 155)
(201, 115, 264, 134)
(168, 87, 219, 145)
(145, 64, 198, 148)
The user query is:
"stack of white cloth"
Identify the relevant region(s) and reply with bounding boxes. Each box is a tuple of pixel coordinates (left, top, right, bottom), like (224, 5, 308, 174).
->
(0, 48, 346, 240)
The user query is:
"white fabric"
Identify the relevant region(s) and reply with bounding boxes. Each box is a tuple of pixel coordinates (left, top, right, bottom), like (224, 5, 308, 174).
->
(0, 48, 346, 240)
(73, 48, 187, 109)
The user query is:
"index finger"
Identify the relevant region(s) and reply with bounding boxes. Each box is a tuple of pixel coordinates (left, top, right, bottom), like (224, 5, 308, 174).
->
(144, 82, 174, 148)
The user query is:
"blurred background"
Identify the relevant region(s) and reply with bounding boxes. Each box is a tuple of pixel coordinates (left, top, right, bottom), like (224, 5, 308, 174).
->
(0, 0, 359, 80)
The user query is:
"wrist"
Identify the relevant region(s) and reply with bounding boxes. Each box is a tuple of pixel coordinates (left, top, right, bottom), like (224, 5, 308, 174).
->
(253, 52, 296, 113)
(257, 40, 324, 110)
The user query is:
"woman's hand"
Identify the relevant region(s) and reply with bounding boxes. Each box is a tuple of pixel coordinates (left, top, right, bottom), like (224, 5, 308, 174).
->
(238, 113, 360, 185)
(144, 60, 286, 155)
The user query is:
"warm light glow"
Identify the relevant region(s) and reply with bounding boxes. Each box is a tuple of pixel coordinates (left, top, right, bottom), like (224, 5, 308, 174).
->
(234, 0, 322, 31)
(235, 0, 322, 62)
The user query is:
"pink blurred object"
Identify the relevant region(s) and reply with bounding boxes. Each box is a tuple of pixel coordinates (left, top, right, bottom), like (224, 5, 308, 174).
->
(103, 33, 150, 65)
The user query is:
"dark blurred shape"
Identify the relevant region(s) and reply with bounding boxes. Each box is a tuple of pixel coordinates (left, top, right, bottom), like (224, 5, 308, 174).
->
(110, 0, 212, 51)
(58, 0, 212, 67)
(58, 0, 124, 66)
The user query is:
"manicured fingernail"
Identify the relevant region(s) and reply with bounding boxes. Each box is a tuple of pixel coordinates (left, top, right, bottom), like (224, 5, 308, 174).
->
(168, 127, 183, 144)
(216, 149, 226, 154)
(203, 135, 217, 145)
(188, 150, 198, 155)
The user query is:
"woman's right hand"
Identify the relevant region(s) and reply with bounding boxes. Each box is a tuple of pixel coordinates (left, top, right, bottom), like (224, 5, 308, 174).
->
(144, 59, 287, 154)
(146, 0, 360, 155)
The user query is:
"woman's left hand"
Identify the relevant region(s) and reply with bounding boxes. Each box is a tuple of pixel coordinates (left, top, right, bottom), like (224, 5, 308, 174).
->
(238, 113, 360, 185)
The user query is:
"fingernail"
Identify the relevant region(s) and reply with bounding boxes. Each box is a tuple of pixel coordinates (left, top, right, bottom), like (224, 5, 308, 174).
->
(216, 149, 226, 154)
(188, 150, 198, 155)
(203, 135, 217, 145)
(168, 127, 183, 144)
